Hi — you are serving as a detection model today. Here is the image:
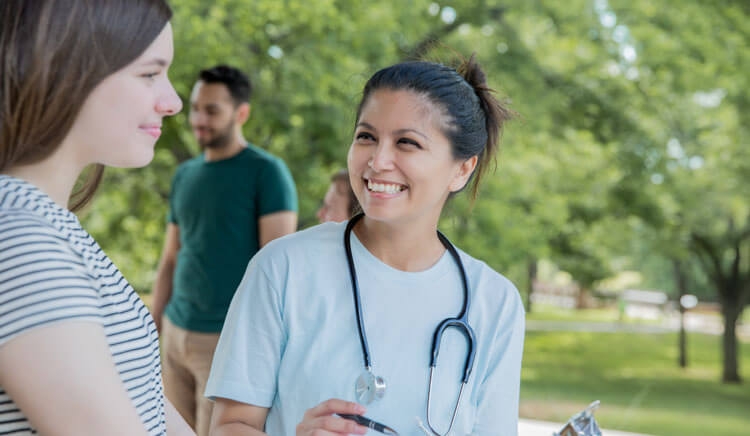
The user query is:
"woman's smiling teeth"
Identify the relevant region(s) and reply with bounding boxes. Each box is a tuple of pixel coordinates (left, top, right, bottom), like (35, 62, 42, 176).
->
(367, 179, 405, 194)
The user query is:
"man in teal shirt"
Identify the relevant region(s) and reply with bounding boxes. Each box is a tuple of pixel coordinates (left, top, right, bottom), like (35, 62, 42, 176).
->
(150, 65, 297, 436)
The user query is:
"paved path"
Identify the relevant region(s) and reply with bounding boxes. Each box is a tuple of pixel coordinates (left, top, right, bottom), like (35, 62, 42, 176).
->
(519, 418, 650, 436)
(526, 320, 671, 334)
(526, 317, 749, 341)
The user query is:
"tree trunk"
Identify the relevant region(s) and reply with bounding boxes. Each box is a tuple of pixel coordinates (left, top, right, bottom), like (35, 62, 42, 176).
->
(679, 309, 687, 368)
(576, 287, 590, 309)
(673, 259, 688, 368)
(526, 258, 537, 313)
(721, 299, 742, 383)
(690, 231, 748, 383)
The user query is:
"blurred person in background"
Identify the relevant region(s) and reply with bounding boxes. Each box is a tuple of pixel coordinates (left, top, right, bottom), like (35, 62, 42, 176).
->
(317, 169, 360, 223)
(149, 65, 298, 436)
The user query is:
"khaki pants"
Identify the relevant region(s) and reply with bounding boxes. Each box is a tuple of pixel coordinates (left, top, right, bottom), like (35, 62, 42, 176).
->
(162, 317, 221, 436)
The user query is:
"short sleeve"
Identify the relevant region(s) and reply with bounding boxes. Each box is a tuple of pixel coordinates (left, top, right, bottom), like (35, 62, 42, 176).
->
(0, 213, 103, 347)
(256, 157, 298, 216)
(205, 250, 286, 407)
(472, 289, 526, 435)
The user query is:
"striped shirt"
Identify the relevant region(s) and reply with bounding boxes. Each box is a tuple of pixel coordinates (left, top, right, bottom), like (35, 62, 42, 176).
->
(0, 175, 166, 435)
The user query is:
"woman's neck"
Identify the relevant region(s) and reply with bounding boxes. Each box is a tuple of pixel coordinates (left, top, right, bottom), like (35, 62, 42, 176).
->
(5, 151, 83, 210)
(353, 215, 446, 272)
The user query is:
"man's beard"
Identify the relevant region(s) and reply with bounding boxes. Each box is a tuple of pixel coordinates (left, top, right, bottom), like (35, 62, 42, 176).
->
(198, 122, 234, 149)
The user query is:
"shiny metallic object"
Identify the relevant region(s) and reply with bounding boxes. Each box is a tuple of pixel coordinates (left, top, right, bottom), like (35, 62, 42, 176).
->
(355, 367, 386, 405)
(555, 400, 603, 436)
(425, 367, 467, 435)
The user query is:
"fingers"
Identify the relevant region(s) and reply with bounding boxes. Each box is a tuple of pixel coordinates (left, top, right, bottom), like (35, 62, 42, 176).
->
(309, 415, 368, 435)
(298, 399, 368, 436)
(304, 399, 366, 419)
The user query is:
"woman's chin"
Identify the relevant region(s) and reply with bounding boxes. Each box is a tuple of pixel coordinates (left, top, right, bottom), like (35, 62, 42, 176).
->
(103, 149, 155, 169)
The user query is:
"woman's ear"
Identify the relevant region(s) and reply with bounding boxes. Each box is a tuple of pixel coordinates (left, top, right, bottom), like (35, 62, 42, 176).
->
(449, 155, 478, 192)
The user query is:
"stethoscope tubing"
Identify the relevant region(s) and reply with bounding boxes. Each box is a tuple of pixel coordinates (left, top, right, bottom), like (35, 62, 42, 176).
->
(432, 231, 476, 383)
(344, 213, 477, 436)
(344, 214, 373, 369)
(344, 213, 477, 384)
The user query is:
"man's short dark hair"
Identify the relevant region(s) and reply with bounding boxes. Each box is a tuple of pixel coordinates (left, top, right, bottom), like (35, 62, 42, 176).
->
(198, 65, 252, 105)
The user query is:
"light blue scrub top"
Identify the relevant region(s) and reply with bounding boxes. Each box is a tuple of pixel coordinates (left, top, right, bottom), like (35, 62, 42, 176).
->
(206, 222, 525, 436)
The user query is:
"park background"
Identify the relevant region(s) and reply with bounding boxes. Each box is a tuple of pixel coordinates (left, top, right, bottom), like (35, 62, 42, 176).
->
(79, 1, 749, 434)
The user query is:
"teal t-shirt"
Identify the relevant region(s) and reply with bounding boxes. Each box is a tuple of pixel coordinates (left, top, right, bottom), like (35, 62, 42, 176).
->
(165, 145, 297, 332)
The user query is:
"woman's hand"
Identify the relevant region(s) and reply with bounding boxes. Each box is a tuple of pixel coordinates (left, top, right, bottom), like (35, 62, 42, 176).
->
(296, 399, 369, 436)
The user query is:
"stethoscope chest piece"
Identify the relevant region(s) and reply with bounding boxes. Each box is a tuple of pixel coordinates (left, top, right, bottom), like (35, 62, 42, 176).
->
(355, 368, 386, 404)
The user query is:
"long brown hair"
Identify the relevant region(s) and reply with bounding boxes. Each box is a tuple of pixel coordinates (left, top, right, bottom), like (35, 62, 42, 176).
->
(0, 0, 172, 211)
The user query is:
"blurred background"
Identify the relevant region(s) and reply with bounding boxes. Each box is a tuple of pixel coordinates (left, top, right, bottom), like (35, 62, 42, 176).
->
(80, 1, 749, 434)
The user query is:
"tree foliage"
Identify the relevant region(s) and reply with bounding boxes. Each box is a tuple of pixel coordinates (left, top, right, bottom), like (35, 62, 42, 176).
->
(80, 0, 748, 381)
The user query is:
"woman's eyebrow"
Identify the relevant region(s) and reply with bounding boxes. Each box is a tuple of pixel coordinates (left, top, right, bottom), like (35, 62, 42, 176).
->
(356, 123, 429, 140)
(139, 58, 169, 67)
(394, 128, 428, 140)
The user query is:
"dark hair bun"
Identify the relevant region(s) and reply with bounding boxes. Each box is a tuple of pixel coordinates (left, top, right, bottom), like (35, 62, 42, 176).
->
(457, 54, 514, 198)
(458, 55, 488, 89)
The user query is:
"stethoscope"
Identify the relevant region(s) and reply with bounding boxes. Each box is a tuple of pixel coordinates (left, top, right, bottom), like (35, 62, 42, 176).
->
(344, 213, 477, 436)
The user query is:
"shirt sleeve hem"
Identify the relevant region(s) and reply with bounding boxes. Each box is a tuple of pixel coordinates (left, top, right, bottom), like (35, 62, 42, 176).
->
(205, 379, 276, 409)
(0, 315, 104, 348)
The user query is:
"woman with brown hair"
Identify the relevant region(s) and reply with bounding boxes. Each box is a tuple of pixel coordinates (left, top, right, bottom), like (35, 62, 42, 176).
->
(0, 1, 191, 435)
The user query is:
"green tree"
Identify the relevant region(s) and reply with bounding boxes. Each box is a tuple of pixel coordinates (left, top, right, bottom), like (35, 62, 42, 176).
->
(613, 0, 750, 382)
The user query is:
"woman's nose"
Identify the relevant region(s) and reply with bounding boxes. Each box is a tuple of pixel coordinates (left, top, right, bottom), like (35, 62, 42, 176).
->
(368, 142, 395, 171)
(157, 81, 183, 115)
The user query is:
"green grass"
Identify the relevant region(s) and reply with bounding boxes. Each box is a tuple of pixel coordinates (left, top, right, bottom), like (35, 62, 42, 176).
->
(521, 330, 750, 435)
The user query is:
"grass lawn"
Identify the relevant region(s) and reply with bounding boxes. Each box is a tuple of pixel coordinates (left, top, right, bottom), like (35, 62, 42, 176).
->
(521, 330, 750, 435)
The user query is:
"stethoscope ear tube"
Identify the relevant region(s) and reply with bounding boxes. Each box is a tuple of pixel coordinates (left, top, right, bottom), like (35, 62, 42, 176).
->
(430, 318, 477, 383)
(426, 368, 469, 436)
(434, 230, 476, 383)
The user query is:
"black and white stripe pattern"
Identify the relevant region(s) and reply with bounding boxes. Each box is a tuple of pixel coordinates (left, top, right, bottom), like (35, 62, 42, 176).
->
(0, 175, 166, 435)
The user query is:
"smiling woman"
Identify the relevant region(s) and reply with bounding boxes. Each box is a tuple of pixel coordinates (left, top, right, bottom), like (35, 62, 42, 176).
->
(0, 1, 190, 436)
(348, 90, 469, 227)
(206, 56, 524, 436)
(66, 23, 182, 172)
